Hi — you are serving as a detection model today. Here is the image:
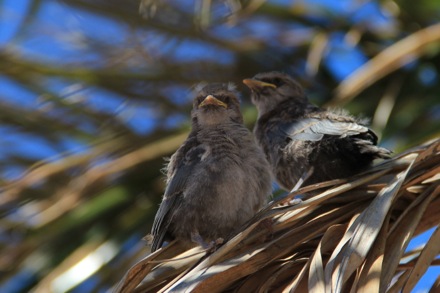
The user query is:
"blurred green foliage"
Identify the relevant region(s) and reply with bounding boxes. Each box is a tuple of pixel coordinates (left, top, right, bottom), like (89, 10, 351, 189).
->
(0, 0, 439, 292)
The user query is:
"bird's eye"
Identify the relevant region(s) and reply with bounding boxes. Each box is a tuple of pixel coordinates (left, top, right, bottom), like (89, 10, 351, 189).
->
(197, 96, 204, 105)
(214, 95, 230, 105)
(272, 78, 283, 86)
(260, 78, 280, 87)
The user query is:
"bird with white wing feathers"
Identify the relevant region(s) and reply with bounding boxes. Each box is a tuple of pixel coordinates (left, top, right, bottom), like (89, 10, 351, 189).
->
(243, 71, 391, 192)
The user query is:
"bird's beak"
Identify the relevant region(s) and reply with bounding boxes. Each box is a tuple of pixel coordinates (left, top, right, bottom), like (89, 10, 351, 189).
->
(199, 95, 227, 108)
(243, 79, 277, 90)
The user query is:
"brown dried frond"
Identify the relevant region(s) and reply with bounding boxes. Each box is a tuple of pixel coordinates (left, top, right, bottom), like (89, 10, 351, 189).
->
(116, 138, 440, 293)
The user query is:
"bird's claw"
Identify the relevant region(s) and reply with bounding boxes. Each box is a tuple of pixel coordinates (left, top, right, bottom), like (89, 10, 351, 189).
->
(288, 198, 302, 205)
(191, 232, 223, 252)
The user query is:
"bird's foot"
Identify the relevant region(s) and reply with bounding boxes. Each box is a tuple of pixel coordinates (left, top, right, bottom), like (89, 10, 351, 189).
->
(288, 198, 302, 205)
(278, 195, 303, 207)
(203, 238, 224, 253)
(191, 232, 223, 252)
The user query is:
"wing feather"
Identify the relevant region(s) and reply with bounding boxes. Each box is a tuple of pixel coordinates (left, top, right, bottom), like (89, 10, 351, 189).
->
(282, 118, 369, 141)
(150, 139, 206, 251)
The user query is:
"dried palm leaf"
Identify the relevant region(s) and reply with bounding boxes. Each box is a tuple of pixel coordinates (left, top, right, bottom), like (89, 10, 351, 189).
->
(116, 138, 440, 293)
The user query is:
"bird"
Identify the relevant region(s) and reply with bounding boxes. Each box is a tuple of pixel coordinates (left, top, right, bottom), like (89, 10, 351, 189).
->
(150, 83, 272, 252)
(243, 71, 391, 192)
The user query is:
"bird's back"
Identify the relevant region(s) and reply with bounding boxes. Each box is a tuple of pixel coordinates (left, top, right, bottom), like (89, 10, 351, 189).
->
(255, 102, 390, 190)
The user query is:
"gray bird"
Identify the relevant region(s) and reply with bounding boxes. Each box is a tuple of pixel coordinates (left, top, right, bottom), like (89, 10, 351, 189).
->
(150, 83, 272, 251)
(243, 71, 391, 191)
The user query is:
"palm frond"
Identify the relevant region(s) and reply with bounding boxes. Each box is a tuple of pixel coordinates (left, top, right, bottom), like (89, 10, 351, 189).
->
(116, 138, 440, 292)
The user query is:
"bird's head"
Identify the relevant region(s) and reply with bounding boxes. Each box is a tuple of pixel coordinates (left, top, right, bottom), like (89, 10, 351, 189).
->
(192, 83, 243, 127)
(243, 71, 306, 115)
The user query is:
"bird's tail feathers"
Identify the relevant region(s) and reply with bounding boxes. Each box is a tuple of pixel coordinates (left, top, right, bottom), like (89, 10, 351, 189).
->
(355, 139, 392, 159)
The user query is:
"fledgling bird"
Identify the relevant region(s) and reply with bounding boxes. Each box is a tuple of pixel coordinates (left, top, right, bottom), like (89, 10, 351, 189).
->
(243, 71, 391, 191)
(150, 83, 272, 252)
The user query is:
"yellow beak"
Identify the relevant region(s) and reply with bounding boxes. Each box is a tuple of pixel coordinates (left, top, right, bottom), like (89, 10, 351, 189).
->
(199, 95, 227, 108)
(243, 79, 277, 90)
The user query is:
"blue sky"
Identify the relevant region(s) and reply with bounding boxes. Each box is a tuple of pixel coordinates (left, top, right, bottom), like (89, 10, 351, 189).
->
(0, 0, 438, 291)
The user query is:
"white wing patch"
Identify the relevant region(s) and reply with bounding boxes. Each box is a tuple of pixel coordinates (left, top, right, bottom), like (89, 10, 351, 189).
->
(284, 118, 369, 141)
